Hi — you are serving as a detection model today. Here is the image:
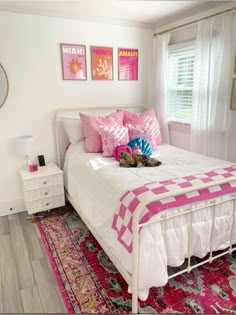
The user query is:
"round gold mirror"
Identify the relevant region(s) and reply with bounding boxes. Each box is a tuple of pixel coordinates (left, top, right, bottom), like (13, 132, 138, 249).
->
(0, 64, 9, 108)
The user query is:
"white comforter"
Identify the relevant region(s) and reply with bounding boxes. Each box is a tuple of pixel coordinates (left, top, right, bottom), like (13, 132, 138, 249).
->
(63, 143, 236, 300)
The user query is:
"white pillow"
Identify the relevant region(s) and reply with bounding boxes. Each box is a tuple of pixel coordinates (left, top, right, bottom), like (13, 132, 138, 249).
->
(76, 140, 87, 152)
(63, 117, 84, 144)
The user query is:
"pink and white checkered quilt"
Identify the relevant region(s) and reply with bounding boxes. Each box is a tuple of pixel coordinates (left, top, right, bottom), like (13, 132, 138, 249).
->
(112, 165, 236, 253)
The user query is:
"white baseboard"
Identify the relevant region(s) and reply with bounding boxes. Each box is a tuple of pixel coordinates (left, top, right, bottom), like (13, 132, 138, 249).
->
(0, 198, 26, 217)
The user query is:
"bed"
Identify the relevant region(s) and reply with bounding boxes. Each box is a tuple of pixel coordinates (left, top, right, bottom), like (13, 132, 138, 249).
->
(55, 105, 236, 313)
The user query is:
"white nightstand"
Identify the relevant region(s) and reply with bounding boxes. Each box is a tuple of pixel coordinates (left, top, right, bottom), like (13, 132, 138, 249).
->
(20, 162, 65, 214)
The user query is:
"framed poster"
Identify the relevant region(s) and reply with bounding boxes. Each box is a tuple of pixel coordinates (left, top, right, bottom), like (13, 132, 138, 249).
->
(91, 46, 113, 80)
(60, 43, 87, 80)
(118, 48, 138, 80)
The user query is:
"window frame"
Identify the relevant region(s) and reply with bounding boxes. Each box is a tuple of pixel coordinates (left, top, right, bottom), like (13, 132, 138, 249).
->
(167, 41, 196, 124)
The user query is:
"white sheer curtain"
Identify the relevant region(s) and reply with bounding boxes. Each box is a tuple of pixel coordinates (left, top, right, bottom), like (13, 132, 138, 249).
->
(151, 33, 170, 144)
(191, 13, 235, 159)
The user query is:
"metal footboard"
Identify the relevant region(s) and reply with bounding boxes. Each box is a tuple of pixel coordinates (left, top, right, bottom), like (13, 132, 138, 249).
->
(131, 176, 236, 313)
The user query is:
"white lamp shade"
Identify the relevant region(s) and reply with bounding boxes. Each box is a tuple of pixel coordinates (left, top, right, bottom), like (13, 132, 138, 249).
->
(16, 136, 34, 157)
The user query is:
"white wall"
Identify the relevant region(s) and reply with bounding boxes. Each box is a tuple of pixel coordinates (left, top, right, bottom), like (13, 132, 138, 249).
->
(0, 11, 153, 215)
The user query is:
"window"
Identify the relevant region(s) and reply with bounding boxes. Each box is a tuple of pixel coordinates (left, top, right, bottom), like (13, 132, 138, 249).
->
(167, 42, 195, 123)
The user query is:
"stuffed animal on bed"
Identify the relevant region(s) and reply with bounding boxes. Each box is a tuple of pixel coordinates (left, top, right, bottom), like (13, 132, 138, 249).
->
(119, 151, 162, 168)
(114, 144, 132, 161)
(127, 138, 152, 156)
(132, 145, 142, 155)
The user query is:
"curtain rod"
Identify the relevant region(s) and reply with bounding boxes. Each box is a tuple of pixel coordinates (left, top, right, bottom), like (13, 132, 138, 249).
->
(154, 6, 236, 36)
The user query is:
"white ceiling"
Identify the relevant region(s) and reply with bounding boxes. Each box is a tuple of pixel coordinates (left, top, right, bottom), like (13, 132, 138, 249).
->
(0, 0, 232, 28)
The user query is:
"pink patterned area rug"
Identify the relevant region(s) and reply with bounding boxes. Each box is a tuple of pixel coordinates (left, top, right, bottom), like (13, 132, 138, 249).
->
(36, 203, 236, 314)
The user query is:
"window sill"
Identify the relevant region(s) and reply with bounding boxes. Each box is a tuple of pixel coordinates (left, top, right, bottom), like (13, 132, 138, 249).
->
(168, 120, 191, 132)
(168, 119, 191, 126)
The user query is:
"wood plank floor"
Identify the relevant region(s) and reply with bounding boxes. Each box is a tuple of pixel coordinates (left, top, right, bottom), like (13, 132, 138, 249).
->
(0, 212, 67, 313)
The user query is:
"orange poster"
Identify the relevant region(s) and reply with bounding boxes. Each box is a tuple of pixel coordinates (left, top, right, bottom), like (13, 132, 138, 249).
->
(91, 46, 113, 80)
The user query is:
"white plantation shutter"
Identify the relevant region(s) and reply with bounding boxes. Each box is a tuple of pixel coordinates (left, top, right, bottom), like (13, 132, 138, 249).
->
(167, 42, 195, 122)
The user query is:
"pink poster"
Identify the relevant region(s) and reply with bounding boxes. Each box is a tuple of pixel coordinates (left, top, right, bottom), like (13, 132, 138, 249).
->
(61, 44, 87, 80)
(118, 48, 138, 80)
(91, 46, 113, 80)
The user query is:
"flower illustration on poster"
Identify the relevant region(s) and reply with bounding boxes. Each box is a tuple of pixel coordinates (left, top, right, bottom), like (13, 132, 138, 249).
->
(61, 44, 87, 80)
(118, 48, 138, 81)
(91, 46, 113, 80)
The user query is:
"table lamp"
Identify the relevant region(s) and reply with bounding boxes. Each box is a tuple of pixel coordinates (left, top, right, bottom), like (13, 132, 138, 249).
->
(16, 135, 38, 172)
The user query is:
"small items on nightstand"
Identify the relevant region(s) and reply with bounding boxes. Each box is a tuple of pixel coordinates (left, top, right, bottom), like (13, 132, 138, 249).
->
(16, 135, 38, 172)
(38, 155, 46, 166)
(20, 162, 65, 215)
(28, 163, 38, 172)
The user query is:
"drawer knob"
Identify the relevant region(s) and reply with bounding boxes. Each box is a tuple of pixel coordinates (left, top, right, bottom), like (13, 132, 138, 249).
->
(45, 192, 48, 195)
(46, 203, 49, 206)
(43, 181, 47, 185)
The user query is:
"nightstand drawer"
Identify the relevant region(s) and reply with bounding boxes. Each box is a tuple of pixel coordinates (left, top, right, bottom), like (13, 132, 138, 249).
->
(27, 195, 65, 214)
(26, 189, 41, 201)
(41, 197, 54, 210)
(28, 200, 41, 213)
(40, 185, 64, 198)
(24, 176, 51, 190)
(25, 185, 64, 201)
(51, 174, 63, 185)
(40, 187, 53, 199)
(51, 184, 64, 196)
(53, 195, 65, 207)
(24, 175, 63, 191)
(39, 177, 52, 187)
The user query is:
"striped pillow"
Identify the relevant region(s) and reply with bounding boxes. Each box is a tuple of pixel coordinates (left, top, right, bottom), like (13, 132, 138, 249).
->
(118, 108, 162, 150)
(100, 126, 129, 157)
(127, 118, 162, 151)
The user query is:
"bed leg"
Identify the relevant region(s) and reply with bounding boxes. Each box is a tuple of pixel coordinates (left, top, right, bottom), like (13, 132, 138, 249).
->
(132, 225, 139, 313)
(230, 202, 236, 254)
(132, 292, 138, 313)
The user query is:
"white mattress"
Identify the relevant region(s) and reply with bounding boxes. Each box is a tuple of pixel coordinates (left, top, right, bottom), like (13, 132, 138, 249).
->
(63, 143, 236, 299)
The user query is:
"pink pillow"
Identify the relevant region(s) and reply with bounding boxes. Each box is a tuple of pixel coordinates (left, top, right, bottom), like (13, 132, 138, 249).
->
(127, 124, 150, 142)
(118, 108, 162, 150)
(100, 126, 129, 157)
(80, 111, 124, 152)
(127, 124, 161, 150)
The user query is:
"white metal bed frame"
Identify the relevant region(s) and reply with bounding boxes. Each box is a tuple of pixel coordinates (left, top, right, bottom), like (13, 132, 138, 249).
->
(55, 105, 236, 313)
